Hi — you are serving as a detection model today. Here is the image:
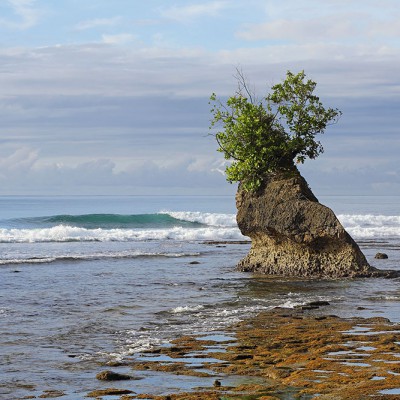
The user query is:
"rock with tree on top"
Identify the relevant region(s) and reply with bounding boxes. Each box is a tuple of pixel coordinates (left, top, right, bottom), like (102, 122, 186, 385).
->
(210, 69, 397, 278)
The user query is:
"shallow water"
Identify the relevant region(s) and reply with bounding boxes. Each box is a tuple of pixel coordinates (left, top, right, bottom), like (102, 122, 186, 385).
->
(0, 195, 399, 399)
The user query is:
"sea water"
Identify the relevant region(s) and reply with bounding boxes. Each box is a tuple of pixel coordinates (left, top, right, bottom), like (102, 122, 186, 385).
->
(0, 195, 399, 399)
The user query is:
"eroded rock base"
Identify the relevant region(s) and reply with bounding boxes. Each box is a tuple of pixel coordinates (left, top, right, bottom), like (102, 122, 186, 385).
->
(237, 236, 377, 278)
(235, 170, 385, 278)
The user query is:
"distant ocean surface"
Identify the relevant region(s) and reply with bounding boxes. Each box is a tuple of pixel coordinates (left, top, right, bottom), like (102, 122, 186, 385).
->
(0, 195, 399, 399)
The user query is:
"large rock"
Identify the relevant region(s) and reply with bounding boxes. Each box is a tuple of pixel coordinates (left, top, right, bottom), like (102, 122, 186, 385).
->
(236, 169, 377, 278)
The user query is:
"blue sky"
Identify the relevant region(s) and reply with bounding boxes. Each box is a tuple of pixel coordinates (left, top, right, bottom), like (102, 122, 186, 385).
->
(0, 0, 399, 195)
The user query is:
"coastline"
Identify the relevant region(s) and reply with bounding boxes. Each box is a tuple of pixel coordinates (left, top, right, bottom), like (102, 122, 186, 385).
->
(81, 304, 400, 400)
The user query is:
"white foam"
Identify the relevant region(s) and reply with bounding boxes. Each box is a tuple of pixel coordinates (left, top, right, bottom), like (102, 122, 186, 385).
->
(0, 225, 245, 243)
(280, 300, 308, 309)
(0, 251, 200, 265)
(0, 257, 57, 265)
(338, 214, 400, 238)
(161, 211, 237, 227)
(172, 305, 204, 313)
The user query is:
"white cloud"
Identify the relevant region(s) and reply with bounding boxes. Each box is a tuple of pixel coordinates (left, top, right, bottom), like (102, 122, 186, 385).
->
(239, 0, 400, 44)
(0, 0, 40, 30)
(101, 33, 136, 45)
(75, 17, 122, 31)
(160, 1, 228, 23)
(0, 147, 38, 179)
(0, 152, 230, 194)
(237, 16, 357, 42)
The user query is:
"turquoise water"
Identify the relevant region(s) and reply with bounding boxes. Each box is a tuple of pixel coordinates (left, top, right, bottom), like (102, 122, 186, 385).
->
(0, 195, 399, 399)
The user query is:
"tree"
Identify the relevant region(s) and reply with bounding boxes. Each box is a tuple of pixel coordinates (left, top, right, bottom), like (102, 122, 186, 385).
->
(209, 70, 342, 192)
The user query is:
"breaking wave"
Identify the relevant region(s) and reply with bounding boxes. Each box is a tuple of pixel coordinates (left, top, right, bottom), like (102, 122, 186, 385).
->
(1, 212, 399, 243)
(338, 214, 400, 238)
(0, 250, 200, 266)
(0, 211, 243, 243)
(0, 225, 243, 244)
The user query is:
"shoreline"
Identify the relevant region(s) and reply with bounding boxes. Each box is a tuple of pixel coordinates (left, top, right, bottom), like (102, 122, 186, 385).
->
(80, 305, 400, 399)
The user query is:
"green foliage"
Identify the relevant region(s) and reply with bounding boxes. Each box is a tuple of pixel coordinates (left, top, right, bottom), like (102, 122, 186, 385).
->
(209, 70, 342, 192)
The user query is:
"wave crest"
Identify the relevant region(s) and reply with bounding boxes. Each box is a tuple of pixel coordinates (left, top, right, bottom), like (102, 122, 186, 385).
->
(0, 224, 244, 243)
(338, 214, 400, 238)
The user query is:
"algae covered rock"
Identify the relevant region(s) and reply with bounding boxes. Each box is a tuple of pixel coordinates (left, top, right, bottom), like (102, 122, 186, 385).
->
(236, 169, 376, 278)
(96, 370, 132, 381)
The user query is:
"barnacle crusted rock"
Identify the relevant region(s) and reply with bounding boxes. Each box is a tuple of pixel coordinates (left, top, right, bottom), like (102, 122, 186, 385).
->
(236, 168, 376, 278)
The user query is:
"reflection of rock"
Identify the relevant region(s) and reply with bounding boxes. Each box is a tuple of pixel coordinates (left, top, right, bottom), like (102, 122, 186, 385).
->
(236, 169, 377, 278)
(375, 252, 388, 259)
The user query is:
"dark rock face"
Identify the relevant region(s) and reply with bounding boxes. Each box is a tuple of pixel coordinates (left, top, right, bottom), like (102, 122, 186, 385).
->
(236, 169, 377, 278)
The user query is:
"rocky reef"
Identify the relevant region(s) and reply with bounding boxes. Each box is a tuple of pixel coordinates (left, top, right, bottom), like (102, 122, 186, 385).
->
(113, 306, 400, 399)
(236, 169, 378, 278)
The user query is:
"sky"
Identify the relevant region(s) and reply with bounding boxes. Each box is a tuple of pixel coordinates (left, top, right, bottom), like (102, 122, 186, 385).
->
(0, 0, 399, 195)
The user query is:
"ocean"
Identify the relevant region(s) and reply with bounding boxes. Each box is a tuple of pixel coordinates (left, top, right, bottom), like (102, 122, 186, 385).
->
(0, 195, 399, 399)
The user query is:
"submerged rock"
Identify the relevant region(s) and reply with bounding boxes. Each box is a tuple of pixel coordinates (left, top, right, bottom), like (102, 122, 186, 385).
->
(236, 169, 377, 278)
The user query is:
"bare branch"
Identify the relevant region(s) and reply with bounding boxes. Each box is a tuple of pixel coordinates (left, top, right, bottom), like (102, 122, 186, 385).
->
(234, 67, 257, 104)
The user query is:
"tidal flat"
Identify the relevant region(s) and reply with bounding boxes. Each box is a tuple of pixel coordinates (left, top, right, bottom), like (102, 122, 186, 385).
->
(79, 306, 400, 400)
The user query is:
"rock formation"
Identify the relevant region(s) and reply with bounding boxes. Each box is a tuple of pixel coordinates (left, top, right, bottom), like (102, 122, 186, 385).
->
(236, 169, 378, 278)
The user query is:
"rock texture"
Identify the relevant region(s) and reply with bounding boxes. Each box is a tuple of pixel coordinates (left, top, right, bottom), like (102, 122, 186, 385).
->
(236, 169, 377, 278)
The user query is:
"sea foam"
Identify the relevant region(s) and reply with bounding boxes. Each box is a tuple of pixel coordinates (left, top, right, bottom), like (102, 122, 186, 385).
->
(0, 250, 200, 265)
(161, 211, 237, 227)
(0, 224, 244, 243)
(338, 214, 400, 238)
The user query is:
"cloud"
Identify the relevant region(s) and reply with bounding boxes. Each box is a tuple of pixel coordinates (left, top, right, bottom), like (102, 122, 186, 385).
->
(1, 41, 399, 101)
(300, 158, 400, 196)
(75, 17, 123, 31)
(238, 1, 400, 44)
(237, 16, 357, 42)
(0, 147, 38, 180)
(101, 33, 136, 45)
(0, 0, 40, 30)
(160, 1, 228, 23)
(0, 151, 231, 194)
(1, 0, 400, 196)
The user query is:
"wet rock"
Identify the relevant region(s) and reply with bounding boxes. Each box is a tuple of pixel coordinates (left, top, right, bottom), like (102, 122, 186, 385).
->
(96, 370, 132, 381)
(86, 388, 134, 397)
(375, 252, 388, 259)
(301, 305, 319, 310)
(38, 390, 65, 398)
(233, 354, 253, 360)
(236, 169, 377, 278)
(189, 261, 201, 265)
(213, 379, 221, 387)
(123, 309, 400, 399)
(302, 301, 330, 310)
(308, 300, 330, 307)
(265, 367, 293, 379)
